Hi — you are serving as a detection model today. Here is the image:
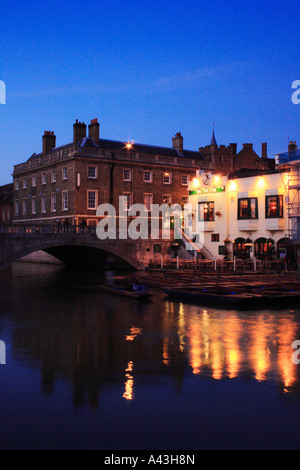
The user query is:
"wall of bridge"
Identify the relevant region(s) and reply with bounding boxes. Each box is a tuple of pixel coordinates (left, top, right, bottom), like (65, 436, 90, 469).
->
(0, 225, 175, 271)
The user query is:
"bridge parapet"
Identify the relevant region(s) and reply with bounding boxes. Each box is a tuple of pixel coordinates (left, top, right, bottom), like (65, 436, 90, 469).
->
(0, 224, 96, 236)
(0, 224, 175, 271)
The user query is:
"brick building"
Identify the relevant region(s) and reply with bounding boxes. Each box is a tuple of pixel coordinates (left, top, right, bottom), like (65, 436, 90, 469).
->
(199, 129, 275, 175)
(0, 183, 13, 223)
(12, 120, 203, 226)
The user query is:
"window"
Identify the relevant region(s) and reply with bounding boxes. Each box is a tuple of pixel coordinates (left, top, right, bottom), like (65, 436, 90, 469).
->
(15, 200, 19, 216)
(22, 198, 27, 216)
(62, 191, 68, 211)
(211, 234, 220, 242)
(144, 193, 153, 211)
(123, 192, 132, 211)
(198, 201, 214, 221)
(144, 171, 152, 183)
(181, 174, 189, 186)
(15, 180, 19, 191)
(123, 169, 131, 181)
(163, 195, 172, 205)
(87, 191, 97, 209)
(41, 195, 46, 213)
(254, 237, 273, 260)
(266, 195, 283, 218)
(51, 170, 56, 183)
(62, 167, 68, 180)
(51, 193, 56, 212)
(42, 172, 47, 185)
(182, 196, 188, 205)
(88, 166, 97, 179)
(233, 237, 251, 260)
(238, 198, 258, 219)
(31, 197, 36, 215)
(23, 179, 27, 189)
(32, 175, 36, 187)
(163, 172, 171, 184)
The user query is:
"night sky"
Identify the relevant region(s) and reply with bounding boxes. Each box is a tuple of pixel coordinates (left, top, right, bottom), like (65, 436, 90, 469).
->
(0, 0, 299, 185)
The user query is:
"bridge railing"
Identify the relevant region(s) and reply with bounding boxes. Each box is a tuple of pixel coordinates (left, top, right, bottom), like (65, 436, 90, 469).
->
(0, 224, 97, 236)
(0, 224, 175, 240)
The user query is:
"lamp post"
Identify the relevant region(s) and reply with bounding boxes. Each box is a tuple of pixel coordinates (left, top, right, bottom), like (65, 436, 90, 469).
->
(126, 142, 134, 224)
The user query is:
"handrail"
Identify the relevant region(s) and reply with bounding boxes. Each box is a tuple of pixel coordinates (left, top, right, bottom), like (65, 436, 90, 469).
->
(0, 224, 96, 236)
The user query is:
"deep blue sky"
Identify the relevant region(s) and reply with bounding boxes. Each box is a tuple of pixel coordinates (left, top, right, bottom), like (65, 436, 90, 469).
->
(0, 0, 299, 185)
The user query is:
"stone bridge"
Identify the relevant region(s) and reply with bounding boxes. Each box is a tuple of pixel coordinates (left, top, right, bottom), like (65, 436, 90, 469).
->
(0, 224, 175, 271)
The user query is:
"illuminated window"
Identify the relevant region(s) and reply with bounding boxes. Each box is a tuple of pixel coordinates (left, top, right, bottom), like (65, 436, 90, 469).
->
(163, 195, 172, 204)
(238, 198, 258, 219)
(265, 195, 283, 218)
(163, 172, 171, 184)
(198, 201, 214, 221)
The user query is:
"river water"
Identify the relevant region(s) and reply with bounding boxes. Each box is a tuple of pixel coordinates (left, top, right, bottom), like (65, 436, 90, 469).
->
(0, 262, 300, 450)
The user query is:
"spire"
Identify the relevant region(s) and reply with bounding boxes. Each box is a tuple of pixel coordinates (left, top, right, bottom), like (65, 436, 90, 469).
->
(210, 124, 217, 147)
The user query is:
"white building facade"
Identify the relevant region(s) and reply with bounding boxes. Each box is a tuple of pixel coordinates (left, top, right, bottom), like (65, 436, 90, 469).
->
(187, 169, 290, 263)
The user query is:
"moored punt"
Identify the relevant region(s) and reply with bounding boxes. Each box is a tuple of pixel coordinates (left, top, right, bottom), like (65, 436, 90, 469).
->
(162, 286, 300, 309)
(100, 283, 152, 301)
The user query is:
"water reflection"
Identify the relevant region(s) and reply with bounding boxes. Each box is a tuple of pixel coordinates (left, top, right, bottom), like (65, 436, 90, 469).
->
(1, 263, 300, 411)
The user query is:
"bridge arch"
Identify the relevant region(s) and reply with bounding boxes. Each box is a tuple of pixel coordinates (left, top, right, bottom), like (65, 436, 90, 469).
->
(0, 232, 145, 271)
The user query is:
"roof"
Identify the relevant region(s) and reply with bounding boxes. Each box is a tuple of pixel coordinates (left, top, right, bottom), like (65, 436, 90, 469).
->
(0, 183, 13, 204)
(210, 129, 217, 147)
(228, 168, 279, 179)
(27, 137, 204, 162)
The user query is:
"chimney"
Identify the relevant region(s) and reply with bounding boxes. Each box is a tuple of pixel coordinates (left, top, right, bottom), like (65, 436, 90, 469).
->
(172, 132, 183, 153)
(229, 143, 237, 155)
(288, 141, 297, 152)
(88, 118, 100, 144)
(73, 119, 87, 144)
(262, 142, 267, 158)
(242, 143, 253, 150)
(42, 131, 56, 155)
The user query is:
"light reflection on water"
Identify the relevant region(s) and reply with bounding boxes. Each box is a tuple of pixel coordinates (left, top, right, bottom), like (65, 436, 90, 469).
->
(0, 262, 300, 449)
